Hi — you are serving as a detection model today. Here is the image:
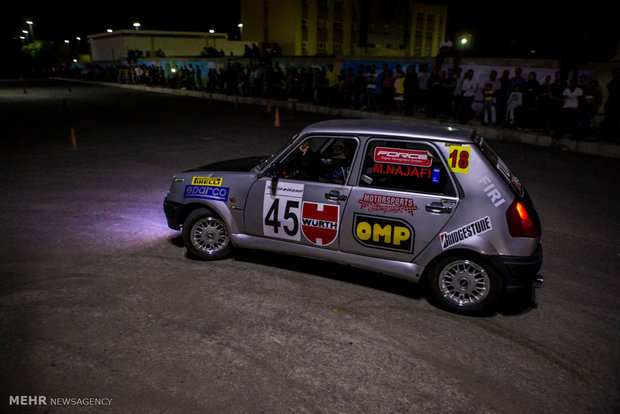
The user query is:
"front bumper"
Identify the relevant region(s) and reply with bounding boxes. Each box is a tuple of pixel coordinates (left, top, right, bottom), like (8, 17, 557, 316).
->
(487, 243, 543, 294)
(163, 197, 184, 230)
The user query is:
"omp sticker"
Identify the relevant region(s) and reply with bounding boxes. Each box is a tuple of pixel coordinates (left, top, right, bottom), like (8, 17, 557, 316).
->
(353, 214, 414, 252)
(184, 185, 229, 201)
(439, 216, 492, 250)
(191, 177, 222, 186)
(263, 181, 304, 241)
(447, 145, 470, 173)
(374, 147, 433, 167)
(357, 193, 419, 216)
(301, 202, 339, 246)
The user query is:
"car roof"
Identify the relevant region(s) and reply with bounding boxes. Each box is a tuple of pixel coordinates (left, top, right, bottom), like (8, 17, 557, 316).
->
(298, 119, 475, 143)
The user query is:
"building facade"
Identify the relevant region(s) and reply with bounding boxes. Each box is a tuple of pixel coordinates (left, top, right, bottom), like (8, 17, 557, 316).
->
(240, 0, 447, 58)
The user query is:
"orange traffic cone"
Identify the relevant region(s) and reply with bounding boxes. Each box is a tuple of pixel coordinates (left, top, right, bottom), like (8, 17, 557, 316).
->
(70, 128, 78, 149)
(266, 100, 272, 112)
(289, 102, 297, 119)
(209, 94, 213, 104)
(274, 107, 281, 127)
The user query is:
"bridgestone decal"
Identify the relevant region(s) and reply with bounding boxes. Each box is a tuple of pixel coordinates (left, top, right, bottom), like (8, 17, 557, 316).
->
(439, 217, 492, 250)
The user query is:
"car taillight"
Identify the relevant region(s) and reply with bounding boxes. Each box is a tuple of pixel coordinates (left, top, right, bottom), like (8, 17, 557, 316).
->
(506, 199, 539, 237)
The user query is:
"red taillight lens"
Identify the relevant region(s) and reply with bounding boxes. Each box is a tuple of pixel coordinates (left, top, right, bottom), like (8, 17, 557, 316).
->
(506, 200, 539, 237)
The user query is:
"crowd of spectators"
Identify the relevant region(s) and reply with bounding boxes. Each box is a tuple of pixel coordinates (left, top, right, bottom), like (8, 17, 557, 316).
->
(63, 60, 620, 142)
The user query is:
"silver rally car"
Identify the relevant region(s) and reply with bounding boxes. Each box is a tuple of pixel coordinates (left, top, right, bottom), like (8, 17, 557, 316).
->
(163, 119, 543, 314)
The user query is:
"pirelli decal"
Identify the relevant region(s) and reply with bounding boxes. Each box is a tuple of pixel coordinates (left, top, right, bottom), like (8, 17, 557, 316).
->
(439, 217, 492, 250)
(191, 177, 222, 186)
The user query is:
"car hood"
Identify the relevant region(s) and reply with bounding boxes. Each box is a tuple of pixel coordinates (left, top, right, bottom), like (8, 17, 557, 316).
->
(184, 156, 268, 173)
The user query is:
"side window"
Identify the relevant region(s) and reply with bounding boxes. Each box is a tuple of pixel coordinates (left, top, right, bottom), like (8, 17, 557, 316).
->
(279, 136, 358, 184)
(358, 139, 456, 196)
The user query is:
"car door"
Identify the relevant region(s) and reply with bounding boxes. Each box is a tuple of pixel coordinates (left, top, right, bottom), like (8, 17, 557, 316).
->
(244, 135, 359, 250)
(340, 138, 459, 261)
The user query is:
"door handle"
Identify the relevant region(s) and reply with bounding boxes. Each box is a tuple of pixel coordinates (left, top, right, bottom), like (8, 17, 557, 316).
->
(325, 190, 347, 201)
(425, 201, 452, 214)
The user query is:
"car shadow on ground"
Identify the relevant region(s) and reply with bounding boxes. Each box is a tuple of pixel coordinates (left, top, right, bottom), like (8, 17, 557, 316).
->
(169, 235, 537, 317)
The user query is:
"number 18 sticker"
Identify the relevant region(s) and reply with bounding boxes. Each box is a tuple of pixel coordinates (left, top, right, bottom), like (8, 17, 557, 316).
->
(448, 145, 470, 173)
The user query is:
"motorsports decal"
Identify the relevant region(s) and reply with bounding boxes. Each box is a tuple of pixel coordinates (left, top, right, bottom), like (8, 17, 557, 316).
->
(191, 176, 222, 186)
(357, 193, 419, 216)
(263, 181, 304, 241)
(439, 216, 492, 250)
(184, 184, 229, 201)
(301, 202, 340, 246)
(353, 214, 414, 253)
(374, 147, 433, 167)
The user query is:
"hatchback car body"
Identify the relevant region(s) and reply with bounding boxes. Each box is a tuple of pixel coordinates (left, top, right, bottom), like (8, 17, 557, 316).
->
(164, 119, 543, 314)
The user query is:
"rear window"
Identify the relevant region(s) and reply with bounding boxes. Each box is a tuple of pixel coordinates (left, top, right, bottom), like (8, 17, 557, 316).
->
(473, 132, 523, 197)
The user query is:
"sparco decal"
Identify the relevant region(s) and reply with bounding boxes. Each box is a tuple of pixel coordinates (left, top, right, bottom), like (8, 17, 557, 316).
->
(184, 185, 229, 201)
(439, 216, 492, 250)
(357, 193, 419, 216)
(353, 214, 414, 252)
(301, 202, 339, 246)
(374, 147, 433, 167)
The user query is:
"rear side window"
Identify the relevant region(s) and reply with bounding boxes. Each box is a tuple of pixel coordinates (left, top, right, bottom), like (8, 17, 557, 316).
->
(358, 139, 456, 196)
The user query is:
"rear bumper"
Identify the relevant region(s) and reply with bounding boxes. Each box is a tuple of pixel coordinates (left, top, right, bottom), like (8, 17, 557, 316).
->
(487, 244, 543, 294)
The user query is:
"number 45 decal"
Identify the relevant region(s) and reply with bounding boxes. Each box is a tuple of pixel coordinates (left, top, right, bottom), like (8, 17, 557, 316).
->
(262, 181, 304, 241)
(264, 198, 300, 239)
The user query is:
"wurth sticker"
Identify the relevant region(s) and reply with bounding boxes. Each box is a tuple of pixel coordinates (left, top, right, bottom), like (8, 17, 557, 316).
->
(301, 202, 340, 246)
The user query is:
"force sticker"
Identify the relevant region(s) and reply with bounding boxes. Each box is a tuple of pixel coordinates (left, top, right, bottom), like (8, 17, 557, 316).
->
(439, 216, 492, 250)
(357, 193, 419, 216)
(301, 202, 340, 246)
(447, 145, 470, 173)
(353, 214, 414, 253)
(263, 181, 304, 241)
(191, 177, 222, 186)
(374, 147, 433, 167)
(184, 185, 229, 201)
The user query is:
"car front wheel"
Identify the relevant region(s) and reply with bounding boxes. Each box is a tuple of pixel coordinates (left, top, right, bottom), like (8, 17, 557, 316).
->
(428, 256, 502, 314)
(182, 209, 232, 260)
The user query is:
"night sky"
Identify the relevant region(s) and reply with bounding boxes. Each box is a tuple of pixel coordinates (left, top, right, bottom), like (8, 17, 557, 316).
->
(1, 1, 617, 60)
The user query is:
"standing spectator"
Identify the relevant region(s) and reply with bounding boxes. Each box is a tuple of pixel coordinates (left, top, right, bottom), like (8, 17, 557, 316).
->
(505, 85, 523, 126)
(417, 64, 430, 112)
(380, 65, 395, 114)
(326, 64, 339, 107)
(426, 66, 443, 118)
(577, 80, 602, 140)
(451, 67, 463, 120)
(366, 65, 378, 112)
(354, 65, 367, 109)
(457, 69, 477, 124)
(482, 83, 497, 126)
(403, 65, 418, 116)
(556, 79, 584, 139)
(507, 67, 526, 97)
(393, 67, 405, 113)
(521, 71, 540, 129)
(599, 68, 620, 141)
(496, 70, 511, 122)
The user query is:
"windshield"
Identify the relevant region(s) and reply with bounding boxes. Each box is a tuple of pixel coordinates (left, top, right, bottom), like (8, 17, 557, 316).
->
(257, 134, 299, 171)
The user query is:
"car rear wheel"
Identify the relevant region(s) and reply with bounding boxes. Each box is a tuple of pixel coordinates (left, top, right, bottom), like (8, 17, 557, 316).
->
(428, 256, 502, 314)
(182, 209, 232, 260)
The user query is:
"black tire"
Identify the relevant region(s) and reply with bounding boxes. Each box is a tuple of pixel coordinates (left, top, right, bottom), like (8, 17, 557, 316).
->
(182, 208, 232, 260)
(427, 255, 502, 315)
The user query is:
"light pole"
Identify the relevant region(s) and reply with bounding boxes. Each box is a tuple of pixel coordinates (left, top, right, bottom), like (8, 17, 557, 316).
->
(133, 22, 141, 31)
(26, 20, 34, 40)
(237, 23, 243, 39)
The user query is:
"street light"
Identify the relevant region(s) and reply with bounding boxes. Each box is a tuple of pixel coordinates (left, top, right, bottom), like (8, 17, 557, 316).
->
(133, 22, 141, 30)
(238, 23, 243, 39)
(26, 20, 34, 40)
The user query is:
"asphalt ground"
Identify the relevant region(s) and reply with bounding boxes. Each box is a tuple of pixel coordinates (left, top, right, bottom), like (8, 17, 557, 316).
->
(1, 80, 619, 413)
